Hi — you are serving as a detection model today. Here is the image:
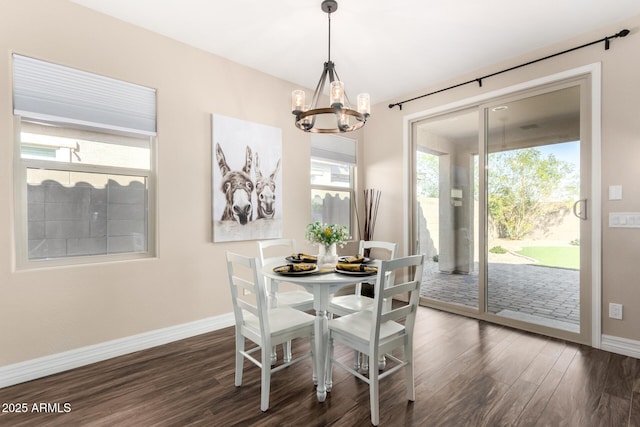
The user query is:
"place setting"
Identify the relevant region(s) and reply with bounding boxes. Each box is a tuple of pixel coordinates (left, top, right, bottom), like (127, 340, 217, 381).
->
(272, 262, 319, 276)
(285, 253, 318, 263)
(334, 262, 377, 276)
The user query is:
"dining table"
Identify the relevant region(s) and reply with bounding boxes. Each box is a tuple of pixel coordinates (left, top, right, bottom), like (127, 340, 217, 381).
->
(261, 259, 379, 402)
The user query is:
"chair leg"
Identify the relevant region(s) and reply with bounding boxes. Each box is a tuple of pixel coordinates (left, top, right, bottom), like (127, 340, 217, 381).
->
(369, 352, 380, 426)
(310, 334, 317, 385)
(235, 331, 244, 387)
(283, 341, 292, 363)
(362, 354, 369, 371)
(378, 355, 387, 371)
(405, 341, 415, 402)
(353, 350, 361, 371)
(261, 346, 271, 412)
(326, 336, 334, 392)
(271, 346, 277, 365)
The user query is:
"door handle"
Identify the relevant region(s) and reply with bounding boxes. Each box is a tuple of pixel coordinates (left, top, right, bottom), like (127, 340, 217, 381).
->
(573, 199, 587, 220)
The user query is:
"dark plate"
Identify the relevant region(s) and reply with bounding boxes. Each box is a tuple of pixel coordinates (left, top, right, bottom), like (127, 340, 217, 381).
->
(273, 264, 319, 276)
(285, 255, 317, 263)
(334, 268, 377, 277)
(337, 256, 372, 264)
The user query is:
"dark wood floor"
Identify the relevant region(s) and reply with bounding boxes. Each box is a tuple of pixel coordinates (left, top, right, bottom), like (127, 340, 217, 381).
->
(1, 306, 639, 426)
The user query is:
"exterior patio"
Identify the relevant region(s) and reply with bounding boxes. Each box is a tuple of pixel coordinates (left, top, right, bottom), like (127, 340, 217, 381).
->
(420, 258, 580, 333)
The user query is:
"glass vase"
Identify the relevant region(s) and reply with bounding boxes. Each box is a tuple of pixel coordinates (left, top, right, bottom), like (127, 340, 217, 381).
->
(317, 243, 338, 270)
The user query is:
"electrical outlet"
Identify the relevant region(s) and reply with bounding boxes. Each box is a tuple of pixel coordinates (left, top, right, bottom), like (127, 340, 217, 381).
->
(609, 303, 623, 320)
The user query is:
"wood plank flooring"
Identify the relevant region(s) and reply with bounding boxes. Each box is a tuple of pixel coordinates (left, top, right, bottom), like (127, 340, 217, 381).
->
(1, 306, 639, 426)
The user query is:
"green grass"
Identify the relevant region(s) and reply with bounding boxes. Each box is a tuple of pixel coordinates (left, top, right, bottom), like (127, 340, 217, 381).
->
(515, 246, 579, 270)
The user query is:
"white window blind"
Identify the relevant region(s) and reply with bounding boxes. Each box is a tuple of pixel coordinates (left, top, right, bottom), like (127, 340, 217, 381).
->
(311, 134, 356, 164)
(12, 54, 156, 136)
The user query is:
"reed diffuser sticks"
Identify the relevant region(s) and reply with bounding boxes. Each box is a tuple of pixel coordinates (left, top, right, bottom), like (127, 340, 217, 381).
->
(363, 188, 381, 241)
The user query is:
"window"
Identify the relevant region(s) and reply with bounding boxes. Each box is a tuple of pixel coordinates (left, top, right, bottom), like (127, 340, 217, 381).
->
(12, 54, 156, 267)
(310, 134, 355, 235)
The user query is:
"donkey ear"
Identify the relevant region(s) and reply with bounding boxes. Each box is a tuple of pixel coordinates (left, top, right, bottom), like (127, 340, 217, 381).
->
(255, 152, 263, 178)
(270, 158, 281, 180)
(243, 146, 253, 174)
(216, 143, 230, 175)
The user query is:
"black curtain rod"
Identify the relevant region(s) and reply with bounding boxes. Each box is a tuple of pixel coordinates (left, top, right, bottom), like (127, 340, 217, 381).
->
(388, 28, 630, 110)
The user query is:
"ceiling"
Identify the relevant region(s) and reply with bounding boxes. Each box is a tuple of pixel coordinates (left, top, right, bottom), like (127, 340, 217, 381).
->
(70, 0, 640, 105)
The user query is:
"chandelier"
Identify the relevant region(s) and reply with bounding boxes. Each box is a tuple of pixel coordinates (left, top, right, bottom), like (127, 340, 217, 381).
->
(291, 0, 370, 133)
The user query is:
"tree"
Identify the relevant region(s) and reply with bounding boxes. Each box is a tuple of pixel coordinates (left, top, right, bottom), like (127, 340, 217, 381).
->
(488, 148, 576, 240)
(416, 151, 439, 197)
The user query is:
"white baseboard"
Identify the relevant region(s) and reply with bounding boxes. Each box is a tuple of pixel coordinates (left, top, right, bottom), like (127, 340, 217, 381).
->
(601, 334, 640, 359)
(0, 313, 234, 389)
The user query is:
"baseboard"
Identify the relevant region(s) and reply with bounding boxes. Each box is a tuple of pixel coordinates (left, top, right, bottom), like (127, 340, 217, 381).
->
(601, 334, 640, 359)
(0, 313, 234, 389)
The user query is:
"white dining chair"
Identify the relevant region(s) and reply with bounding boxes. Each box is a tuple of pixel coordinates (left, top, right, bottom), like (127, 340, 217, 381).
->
(329, 240, 397, 370)
(326, 254, 424, 426)
(257, 239, 314, 363)
(226, 251, 316, 412)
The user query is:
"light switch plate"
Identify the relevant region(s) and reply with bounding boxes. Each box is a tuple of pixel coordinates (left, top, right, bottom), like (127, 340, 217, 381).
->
(609, 212, 640, 228)
(609, 303, 623, 320)
(609, 185, 623, 200)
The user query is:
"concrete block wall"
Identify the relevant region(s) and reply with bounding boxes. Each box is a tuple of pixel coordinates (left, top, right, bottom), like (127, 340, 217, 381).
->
(311, 193, 351, 230)
(27, 179, 147, 259)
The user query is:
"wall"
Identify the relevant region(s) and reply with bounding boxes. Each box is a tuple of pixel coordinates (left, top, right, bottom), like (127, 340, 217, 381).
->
(0, 0, 335, 367)
(1, 0, 639, 374)
(362, 14, 640, 342)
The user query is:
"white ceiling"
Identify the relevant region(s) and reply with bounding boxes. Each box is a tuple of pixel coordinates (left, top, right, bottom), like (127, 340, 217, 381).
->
(70, 0, 640, 105)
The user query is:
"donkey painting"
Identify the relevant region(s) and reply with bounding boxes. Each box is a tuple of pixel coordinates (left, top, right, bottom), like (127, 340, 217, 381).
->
(216, 143, 254, 225)
(254, 153, 281, 220)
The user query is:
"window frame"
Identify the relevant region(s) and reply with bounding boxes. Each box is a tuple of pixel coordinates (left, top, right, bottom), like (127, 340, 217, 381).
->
(13, 116, 157, 270)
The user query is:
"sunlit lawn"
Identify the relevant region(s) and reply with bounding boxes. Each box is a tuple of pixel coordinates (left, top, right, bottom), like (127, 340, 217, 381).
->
(516, 246, 579, 270)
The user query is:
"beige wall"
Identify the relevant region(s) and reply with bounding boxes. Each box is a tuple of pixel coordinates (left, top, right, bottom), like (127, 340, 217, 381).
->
(0, 0, 339, 366)
(363, 14, 640, 342)
(1, 0, 639, 370)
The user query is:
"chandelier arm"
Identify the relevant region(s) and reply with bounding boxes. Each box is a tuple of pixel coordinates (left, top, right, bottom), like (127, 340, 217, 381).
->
(326, 61, 336, 83)
(311, 64, 329, 110)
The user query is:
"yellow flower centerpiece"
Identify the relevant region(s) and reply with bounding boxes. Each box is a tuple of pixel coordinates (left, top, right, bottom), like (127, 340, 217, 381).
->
(305, 222, 350, 268)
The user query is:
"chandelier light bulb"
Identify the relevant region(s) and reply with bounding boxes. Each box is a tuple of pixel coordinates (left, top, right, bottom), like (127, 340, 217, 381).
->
(338, 112, 349, 130)
(300, 105, 313, 129)
(330, 81, 345, 108)
(357, 93, 370, 116)
(291, 90, 305, 114)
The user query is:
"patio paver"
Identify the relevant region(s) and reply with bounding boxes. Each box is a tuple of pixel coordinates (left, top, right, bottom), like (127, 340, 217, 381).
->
(420, 260, 580, 332)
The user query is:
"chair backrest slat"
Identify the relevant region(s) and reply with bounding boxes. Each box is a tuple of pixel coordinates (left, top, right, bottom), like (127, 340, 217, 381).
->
(380, 304, 414, 324)
(257, 238, 296, 266)
(382, 280, 419, 298)
(359, 240, 397, 260)
(226, 251, 270, 337)
(370, 254, 424, 345)
(357, 240, 397, 295)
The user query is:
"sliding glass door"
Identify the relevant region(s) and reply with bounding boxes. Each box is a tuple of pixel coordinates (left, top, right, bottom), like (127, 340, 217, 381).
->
(484, 84, 586, 334)
(412, 78, 591, 342)
(414, 108, 480, 312)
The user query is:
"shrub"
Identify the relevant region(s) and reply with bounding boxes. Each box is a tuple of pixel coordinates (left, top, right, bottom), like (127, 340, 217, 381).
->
(489, 246, 508, 254)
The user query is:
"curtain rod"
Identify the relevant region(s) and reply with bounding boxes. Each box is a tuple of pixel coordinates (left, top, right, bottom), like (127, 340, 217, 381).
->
(388, 28, 630, 110)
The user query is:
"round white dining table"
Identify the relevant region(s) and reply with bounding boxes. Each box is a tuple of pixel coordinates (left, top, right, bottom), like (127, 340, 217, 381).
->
(261, 260, 378, 402)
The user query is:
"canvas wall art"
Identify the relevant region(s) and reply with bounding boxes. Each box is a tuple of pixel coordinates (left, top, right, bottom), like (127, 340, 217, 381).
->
(212, 114, 282, 242)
